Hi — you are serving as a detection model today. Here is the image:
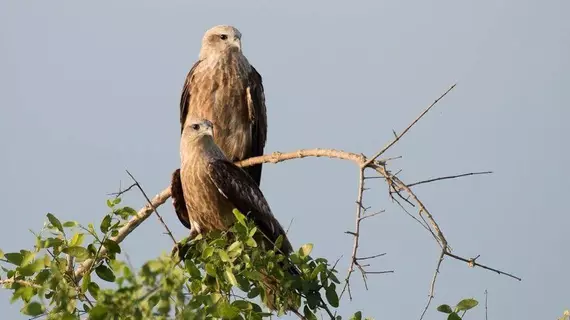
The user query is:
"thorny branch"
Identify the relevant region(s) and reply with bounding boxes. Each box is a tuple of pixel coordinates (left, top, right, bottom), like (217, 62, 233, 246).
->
(63, 84, 520, 319)
(125, 170, 177, 245)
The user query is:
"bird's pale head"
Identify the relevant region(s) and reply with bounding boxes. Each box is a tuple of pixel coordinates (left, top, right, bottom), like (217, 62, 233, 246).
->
(199, 25, 243, 59)
(182, 119, 214, 141)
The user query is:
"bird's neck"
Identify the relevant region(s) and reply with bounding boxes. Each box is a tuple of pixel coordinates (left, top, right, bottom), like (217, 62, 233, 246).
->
(180, 136, 227, 167)
(199, 50, 250, 70)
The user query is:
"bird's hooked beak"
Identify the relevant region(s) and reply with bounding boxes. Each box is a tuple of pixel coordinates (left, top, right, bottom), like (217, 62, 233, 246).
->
(231, 37, 242, 52)
(204, 125, 214, 137)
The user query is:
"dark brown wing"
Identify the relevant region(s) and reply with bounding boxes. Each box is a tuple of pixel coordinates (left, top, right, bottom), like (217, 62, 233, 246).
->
(171, 169, 191, 230)
(179, 60, 203, 134)
(173, 61, 203, 230)
(206, 159, 292, 254)
(245, 66, 268, 186)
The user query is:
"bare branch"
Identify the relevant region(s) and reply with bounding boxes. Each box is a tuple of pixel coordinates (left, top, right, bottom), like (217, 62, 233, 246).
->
(444, 251, 522, 281)
(70, 145, 518, 295)
(406, 171, 493, 188)
(74, 187, 171, 281)
(363, 83, 457, 167)
(0, 279, 42, 289)
(419, 250, 445, 320)
(108, 183, 137, 197)
(125, 170, 177, 245)
(356, 253, 386, 261)
(485, 289, 489, 320)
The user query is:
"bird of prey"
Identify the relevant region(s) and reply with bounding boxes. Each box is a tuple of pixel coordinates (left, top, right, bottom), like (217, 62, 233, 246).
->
(171, 24, 268, 231)
(179, 119, 296, 310)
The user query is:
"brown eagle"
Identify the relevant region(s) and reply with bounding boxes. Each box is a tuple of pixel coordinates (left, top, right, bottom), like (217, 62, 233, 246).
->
(171, 25, 267, 231)
(179, 119, 297, 310)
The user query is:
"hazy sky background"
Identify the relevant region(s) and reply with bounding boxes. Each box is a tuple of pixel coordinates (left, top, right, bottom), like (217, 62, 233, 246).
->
(1, 0, 569, 319)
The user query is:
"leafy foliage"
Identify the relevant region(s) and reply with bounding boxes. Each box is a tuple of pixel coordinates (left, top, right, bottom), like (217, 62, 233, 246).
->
(436, 298, 478, 319)
(0, 198, 369, 319)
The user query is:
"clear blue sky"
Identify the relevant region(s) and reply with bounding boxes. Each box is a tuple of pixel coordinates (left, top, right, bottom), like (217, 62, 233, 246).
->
(1, 0, 568, 319)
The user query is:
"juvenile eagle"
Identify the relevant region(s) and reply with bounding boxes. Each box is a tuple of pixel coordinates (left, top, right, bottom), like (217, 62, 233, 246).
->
(171, 25, 267, 231)
(179, 119, 296, 310)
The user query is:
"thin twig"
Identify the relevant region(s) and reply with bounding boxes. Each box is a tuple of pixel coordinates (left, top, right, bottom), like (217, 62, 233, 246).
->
(125, 170, 177, 245)
(419, 250, 446, 320)
(363, 83, 457, 167)
(406, 171, 493, 188)
(444, 251, 522, 281)
(356, 253, 386, 261)
(485, 289, 488, 320)
(108, 183, 137, 197)
(340, 168, 366, 300)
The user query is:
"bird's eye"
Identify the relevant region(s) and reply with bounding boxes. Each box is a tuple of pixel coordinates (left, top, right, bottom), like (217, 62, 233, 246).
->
(219, 34, 228, 40)
(191, 124, 200, 131)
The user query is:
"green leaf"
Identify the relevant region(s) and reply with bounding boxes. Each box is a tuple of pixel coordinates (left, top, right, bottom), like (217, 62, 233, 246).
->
(456, 298, 479, 311)
(224, 268, 238, 286)
(89, 305, 108, 320)
(88, 223, 96, 236)
(304, 305, 317, 320)
(69, 233, 85, 247)
(145, 260, 163, 273)
(231, 300, 252, 310)
(242, 270, 263, 281)
(47, 213, 64, 233)
(227, 241, 243, 258)
(311, 263, 327, 280)
(114, 207, 137, 219)
(437, 304, 453, 314)
(205, 263, 217, 277)
(63, 221, 78, 228)
(325, 285, 339, 308)
(20, 250, 34, 266)
(100, 215, 111, 233)
(14, 287, 34, 303)
(95, 265, 115, 282)
(245, 237, 257, 248)
(350, 311, 362, 320)
(87, 282, 100, 298)
(34, 269, 51, 285)
(247, 287, 260, 299)
(113, 197, 122, 205)
(218, 250, 230, 262)
(274, 235, 284, 250)
(0, 248, 4, 259)
(103, 239, 121, 255)
(19, 259, 45, 276)
(218, 302, 240, 319)
(232, 209, 246, 226)
(4, 252, 23, 266)
(190, 279, 202, 294)
(21, 301, 44, 316)
(248, 227, 257, 237)
(81, 273, 91, 294)
(62, 246, 91, 261)
(447, 312, 462, 320)
(300, 243, 313, 257)
(185, 260, 201, 279)
(41, 237, 64, 249)
(202, 246, 214, 259)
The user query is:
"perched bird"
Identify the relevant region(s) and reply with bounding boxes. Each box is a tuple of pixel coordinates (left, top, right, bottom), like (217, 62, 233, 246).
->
(179, 119, 297, 310)
(171, 24, 268, 231)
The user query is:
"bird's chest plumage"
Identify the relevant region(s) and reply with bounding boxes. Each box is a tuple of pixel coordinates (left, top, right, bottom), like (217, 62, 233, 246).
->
(180, 156, 235, 233)
(188, 56, 252, 161)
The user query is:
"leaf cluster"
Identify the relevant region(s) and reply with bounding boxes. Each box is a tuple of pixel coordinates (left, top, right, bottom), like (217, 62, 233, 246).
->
(436, 298, 478, 320)
(0, 198, 369, 319)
